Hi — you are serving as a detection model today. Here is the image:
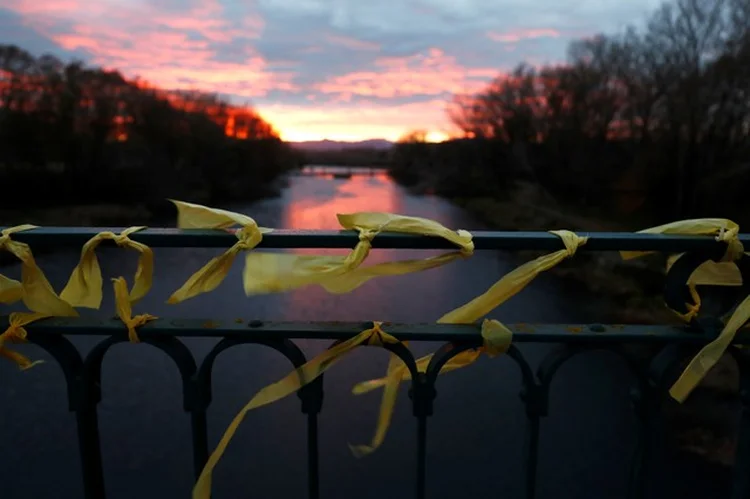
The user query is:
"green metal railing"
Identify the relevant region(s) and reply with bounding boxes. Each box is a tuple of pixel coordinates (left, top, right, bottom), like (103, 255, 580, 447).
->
(3, 227, 750, 499)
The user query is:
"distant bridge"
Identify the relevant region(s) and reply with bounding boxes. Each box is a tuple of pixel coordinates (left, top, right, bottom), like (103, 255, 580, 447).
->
(293, 165, 389, 178)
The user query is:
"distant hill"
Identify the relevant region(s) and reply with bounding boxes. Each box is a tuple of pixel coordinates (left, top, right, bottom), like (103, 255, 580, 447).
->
(289, 139, 393, 151)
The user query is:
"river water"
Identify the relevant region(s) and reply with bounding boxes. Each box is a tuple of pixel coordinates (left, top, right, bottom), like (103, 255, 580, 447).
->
(0, 168, 727, 498)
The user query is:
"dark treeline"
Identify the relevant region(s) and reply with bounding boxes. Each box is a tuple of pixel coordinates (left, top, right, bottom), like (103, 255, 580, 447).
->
(391, 0, 750, 227)
(0, 44, 301, 215)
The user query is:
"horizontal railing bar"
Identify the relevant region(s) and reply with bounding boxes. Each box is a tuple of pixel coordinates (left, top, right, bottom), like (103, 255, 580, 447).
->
(1, 226, 747, 252)
(12, 317, 747, 344)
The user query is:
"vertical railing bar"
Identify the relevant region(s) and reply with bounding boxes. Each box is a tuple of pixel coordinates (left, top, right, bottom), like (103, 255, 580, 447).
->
(519, 381, 545, 499)
(524, 416, 540, 499)
(27, 333, 105, 499)
(299, 362, 324, 499)
(416, 414, 427, 499)
(75, 400, 106, 499)
(307, 412, 320, 499)
(190, 409, 209, 479)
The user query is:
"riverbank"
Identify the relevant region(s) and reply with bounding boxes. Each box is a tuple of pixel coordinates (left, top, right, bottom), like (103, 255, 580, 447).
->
(444, 181, 676, 325)
(0, 178, 288, 227)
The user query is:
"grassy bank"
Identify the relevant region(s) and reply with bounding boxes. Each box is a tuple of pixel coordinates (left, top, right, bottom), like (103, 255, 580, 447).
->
(449, 182, 676, 325)
(0, 178, 287, 228)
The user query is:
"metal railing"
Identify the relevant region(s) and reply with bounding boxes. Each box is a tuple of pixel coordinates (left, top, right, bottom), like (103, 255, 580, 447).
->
(4, 227, 750, 499)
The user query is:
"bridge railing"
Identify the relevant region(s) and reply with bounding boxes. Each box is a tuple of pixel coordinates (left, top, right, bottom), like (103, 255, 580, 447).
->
(3, 227, 750, 499)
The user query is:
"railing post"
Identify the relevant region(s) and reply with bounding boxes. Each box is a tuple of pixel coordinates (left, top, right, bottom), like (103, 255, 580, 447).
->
(519, 383, 547, 499)
(186, 374, 210, 479)
(74, 372, 107, 499)
(410, 372, 436, 499)
(299, 377, 324, 499)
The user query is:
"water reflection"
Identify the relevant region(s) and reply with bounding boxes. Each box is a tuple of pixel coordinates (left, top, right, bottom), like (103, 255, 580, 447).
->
(283, 172, 401, 228)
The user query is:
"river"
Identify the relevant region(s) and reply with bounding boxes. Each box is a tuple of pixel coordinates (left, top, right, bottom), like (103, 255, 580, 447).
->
(0, 167, 728, 498)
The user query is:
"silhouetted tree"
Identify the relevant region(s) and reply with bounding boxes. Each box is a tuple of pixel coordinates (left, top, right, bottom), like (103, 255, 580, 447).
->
(0, 45, 295, 210)
(396, 0, 750, 224)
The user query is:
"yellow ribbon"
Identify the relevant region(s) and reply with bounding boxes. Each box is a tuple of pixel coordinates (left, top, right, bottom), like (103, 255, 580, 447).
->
(0, 274, 23, 305)
(243, 212, 473, 294)
(620, 218, 741, 262)
(0, 225, 77, 317)
(167, 200, 272, 303)
(60, 226, 153, 309)
(438, 230, 586, 323)
(320, 252, 469, 294)
(619, 219, 747, 401)
(351, 230, 586, 455)
(670, 294, 750, 402)
(112, 277, 157, 343)
(0, 311, 49, 369)
(349, 318, 511, 457)
(194, 322, 398, 499)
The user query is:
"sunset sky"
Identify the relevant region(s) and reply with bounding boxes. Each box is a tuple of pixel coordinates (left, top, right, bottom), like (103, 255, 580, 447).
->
(1, 0, 661, 142)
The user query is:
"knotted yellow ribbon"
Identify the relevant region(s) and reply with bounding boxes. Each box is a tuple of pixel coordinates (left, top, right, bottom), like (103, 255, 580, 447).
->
(194, 322, 398, 499)
(665, 251, 744, 322)
(167, 200, 272, 303)
(351, 230, 586, 455)
(439, 230, 586, 323)
(349, 318, 511, 457)
(112, 277, 156, 343)
(0, 225, 77, 317)
(624, 219, 748, 402)
(621, 218, 742, 262)
(243, 212, 473, 294)
(60, 226, 153, 309)
(0, 311, 49, 369)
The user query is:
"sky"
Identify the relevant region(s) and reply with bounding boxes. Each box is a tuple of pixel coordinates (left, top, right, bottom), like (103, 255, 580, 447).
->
(0, 0, 662, 142)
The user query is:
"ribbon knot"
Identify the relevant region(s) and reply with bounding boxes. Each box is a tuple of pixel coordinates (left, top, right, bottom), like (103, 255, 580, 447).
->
(551, 230, 587, 258)
(358, 228, 377, 242)
(236, 223, 263, 250)
(2, 322, 25, 343)
(0, 225, 77, 316)
(0, 312, 48, 369)
(112, 232, 131, 246)
(716, 225, 743, 262)
(121, 314, 156, 344)
(167, 200, 272, 304)
(365, 322, 398, 346)
(113, 277, 156, 343)
(61, 226, 152, 309)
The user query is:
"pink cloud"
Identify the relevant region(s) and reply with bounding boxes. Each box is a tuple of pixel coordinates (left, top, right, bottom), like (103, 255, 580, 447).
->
(6, 0, 81, 15)
(487, 29, 560, 43)
(6, 0, 287, 98)
(315, 48, 498, 99)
